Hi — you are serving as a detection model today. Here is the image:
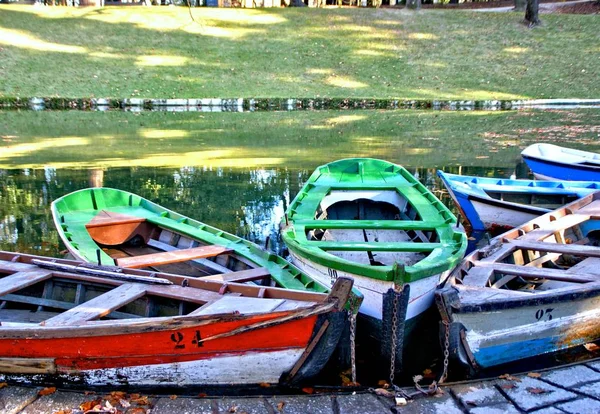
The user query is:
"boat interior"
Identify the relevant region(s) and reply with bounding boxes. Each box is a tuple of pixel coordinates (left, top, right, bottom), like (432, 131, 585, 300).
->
(485, 191, 580, 210)
(0, 253, 324, 327)
(454, 199, 600, 295)
(305, 190, 439, 266)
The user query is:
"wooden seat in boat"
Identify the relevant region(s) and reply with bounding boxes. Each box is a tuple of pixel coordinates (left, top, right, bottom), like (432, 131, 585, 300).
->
(115, 245, 232, 269)
(85, 211, 152, 246)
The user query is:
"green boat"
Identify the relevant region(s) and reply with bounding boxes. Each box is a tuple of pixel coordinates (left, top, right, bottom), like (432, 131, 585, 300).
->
(281, 159, 467, 372)
(51, 187, 362, 311)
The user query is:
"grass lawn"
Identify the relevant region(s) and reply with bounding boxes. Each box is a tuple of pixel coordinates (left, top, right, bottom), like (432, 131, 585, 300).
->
(0, 5, 598, 100)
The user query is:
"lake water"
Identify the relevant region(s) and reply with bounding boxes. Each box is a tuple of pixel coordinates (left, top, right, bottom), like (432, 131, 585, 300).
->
(2, 108, 600, 385)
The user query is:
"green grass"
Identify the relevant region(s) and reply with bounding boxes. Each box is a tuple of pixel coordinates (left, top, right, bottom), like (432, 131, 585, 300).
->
(2, 109, 600, 169)
(0, 5, 598, 100)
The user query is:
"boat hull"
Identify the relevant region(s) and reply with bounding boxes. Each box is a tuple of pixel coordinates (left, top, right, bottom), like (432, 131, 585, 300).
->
(438, 287, 600, 371)
(0, 311, 346, 387)
(523, 155, 600, 182)
(288, 248, 447, 322)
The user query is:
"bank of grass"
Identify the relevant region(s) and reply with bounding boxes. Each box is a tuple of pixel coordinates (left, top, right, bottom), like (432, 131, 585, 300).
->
(0, 5, 598, 100)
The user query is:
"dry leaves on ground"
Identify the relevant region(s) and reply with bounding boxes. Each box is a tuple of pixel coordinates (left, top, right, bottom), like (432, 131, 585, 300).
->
(526, 387, 549, 395)
(39, 387, 57, 396)
(527, 372, 542, 378)
(498, 374, 521, 382)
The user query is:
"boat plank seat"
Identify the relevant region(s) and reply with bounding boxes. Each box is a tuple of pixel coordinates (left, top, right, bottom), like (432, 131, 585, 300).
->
(297, 219, 444, 231)
(190, 296, 286, 316)
(115, 246, 232, 269)
(567, 257, 600, 274)
(472, 262, 600, 283)
(85, 211, 147, 229)
(43, 283, 148, 326)
(0, 270, 53, 297)
(520, 213, 590, 241)
(202, 267, 271, 283)
(575, 199, 600, 217)
(508, 240, 600, 259)
(462, 267, 494, 287)
(145, 284, 226, 304)
(147, 239, 232, 275)
(309, 240, 443, 252)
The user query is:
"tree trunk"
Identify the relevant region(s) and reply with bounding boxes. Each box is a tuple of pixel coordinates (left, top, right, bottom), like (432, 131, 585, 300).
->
(514, 0, 526, 12)
(406, 0, 420, 10)
(525, 0, 541, 27)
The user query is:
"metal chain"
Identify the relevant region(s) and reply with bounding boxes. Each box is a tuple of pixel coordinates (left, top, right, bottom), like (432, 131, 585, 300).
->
(349, 311, 357, 384)
(389, 289, 400, 385)
(439, 320, 451, 384)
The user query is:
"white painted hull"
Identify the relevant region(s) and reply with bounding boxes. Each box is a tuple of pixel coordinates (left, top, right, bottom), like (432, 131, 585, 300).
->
(288, 250, 447, 322)
(0, 349, 304, 387)
(471, 199, 540, 230)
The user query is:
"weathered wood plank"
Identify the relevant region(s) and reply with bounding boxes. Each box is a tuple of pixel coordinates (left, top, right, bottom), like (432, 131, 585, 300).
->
(0, 357, 56, 374)
(147, 238, 232, 274)
(202, 267, 271, 283)
(43, 283, 147, 326)
(0, 270, 53, 297)
(145, 284, 225, 304)
(472, 262, 599, 283)
(190, 296, 286, 316)
(520, 213, 590, 241)
(116, 245, 232, 269)
(509, 239, 600, 258)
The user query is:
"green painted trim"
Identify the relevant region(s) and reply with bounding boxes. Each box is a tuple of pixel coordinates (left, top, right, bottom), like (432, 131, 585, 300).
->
(282, 158, 468, 282)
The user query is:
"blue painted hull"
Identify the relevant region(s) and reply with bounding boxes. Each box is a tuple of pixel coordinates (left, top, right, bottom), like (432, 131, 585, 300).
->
(523, 156, 600, 182)
(437, 171, 599, 234)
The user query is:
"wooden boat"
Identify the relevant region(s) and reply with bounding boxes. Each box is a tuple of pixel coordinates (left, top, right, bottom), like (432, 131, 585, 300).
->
(281, 158, 468, 370)
(522, 143, 600, 181)
(51, 187, 361, 310)
(438, 171, 600, 235)
(0, 251, 353, 387)
(436, 191, 600, 374)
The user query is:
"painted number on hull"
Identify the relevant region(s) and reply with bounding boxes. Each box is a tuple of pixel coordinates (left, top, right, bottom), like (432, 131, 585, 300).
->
(535, 308, 554, 321)
(170, 330, 204, 349)
(328, 268, 338, 285)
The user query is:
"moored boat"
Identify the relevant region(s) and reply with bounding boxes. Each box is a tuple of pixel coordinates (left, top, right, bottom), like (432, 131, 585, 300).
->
(281, 158, 468, 372)
(522, 143, 600, 181)
(438, 170, 600, 235)
(436, 191, 600, 374)
(0, 251, 353, 387)
(51, 187, 362, 310)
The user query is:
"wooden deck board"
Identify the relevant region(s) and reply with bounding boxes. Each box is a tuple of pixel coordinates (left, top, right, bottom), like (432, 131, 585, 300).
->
(43, 283, 147, 326)
(116, 245, 232, 269)
(201, 267, 271, 283)
(0, 270, 53, 297)
(509, 239, 600, 258)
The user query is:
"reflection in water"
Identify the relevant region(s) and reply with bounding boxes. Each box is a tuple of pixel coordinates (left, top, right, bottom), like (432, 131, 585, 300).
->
(0, 164, 517, 257)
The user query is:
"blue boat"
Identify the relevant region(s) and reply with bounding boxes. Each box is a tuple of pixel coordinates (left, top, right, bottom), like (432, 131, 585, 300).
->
(438, 171, 600, 235)
(436, 192, 600, 374)
(522, 143, 600, 181)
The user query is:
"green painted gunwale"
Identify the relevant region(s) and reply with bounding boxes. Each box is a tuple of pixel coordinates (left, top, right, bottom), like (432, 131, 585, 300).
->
(51, 188, 363, 303)
(282, 159, 468, 282)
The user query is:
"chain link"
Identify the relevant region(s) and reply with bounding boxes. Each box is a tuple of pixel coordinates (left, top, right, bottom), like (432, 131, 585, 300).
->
(439, 320, 451, 384)
(349, 312, 357, 384)
(389, 289, 400, 385)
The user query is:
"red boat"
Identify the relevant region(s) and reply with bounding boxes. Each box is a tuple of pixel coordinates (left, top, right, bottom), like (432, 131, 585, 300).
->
(0, 251, 353, 387)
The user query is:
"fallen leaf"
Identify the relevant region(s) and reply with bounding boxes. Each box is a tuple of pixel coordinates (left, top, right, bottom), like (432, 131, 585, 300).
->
(169, 395, 177, 400)
(130, 395, 149, 405)
(38, 387, 56, 396)
(301, 387, 314, 394)
(500, 383, 516, 390)
(228, 405, 238, 413)
(498, 374, 521, 382)
(373, 388, 395, 398)
(584, 343, 600, 352)
(80, 399, 102, 411)
(276, 401, 285, 412)
(527, 372, 542, 378)
(52, 410, 72, 414)
(127, 408, 147, 414)
(526, 387, 548, 394)
(259, 382, 271, 388)
(198, 393, 208, 398)
(0, 382, 7, 389)
(377, 379, 389, 388)
(119, 398, 131, 408)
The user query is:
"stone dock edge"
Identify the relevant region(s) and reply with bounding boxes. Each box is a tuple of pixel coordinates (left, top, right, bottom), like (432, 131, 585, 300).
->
(1, 97, 600, 111)
(2, 358, 600, 413)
